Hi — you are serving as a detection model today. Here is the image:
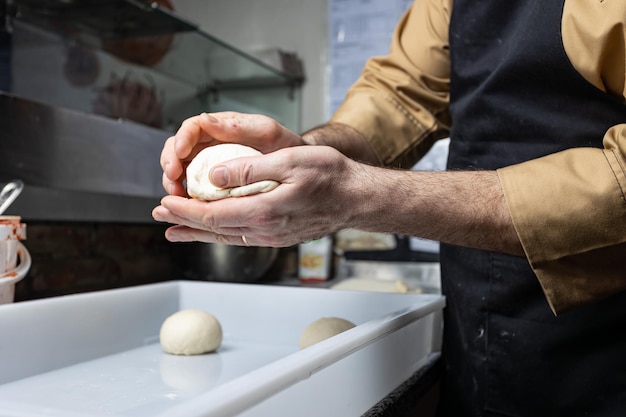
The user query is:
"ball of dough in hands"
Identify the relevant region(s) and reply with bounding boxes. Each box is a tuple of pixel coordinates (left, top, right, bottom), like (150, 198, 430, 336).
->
(298, 317, 356, 349)
(160, 309, 223, 355)
(186, 143, 279, 201)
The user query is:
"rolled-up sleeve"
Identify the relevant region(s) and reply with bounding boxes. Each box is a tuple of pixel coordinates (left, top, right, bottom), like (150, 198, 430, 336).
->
(330, 0, 452, 168)
(498, 1, 626, 314)
(498, 125, 626, 314)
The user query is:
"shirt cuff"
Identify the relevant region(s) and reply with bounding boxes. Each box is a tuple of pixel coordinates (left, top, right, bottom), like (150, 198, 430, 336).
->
(497, 148, 626, 314)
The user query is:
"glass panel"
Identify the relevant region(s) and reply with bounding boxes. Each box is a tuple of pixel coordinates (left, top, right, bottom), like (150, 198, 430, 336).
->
(2, 0, 301, 132)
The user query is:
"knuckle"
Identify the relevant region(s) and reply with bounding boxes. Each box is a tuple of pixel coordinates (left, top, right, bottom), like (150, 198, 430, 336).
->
(263, 235, 284, 247)
(214, 234, 230, 244)
(180, 115, 198, 128)
(200, 211, 219, 230)
(240, 161, 256, 184)
(160, 137, 175, 167)
(161, 172, 170, 190)
(261, 116, 283, 139)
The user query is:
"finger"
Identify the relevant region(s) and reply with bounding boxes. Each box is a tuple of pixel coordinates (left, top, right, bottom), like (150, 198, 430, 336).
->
(161, 116, 217, 194)
(165, 225, 254, 247)
(172, 114, 213, 160)
(152, 200, 210, 231)
(156, 206, 258, 245)
(161, 171, 187, 197)
(197, 112, 303, 152)
(157, 193, 282, 231)
(154, 196, 250, 232)
(162, 114, 224, 177)
(160, 136, 189, 196)
(209, 148, 294, 189)
(170, 114, 236, 167)
(160, 136, 181, 177)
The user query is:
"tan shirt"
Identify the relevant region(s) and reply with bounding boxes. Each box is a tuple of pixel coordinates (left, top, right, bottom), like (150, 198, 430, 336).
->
(331, 0, 626, 314)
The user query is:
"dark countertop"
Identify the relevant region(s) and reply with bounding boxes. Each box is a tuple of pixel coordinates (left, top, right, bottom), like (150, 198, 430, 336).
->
(364, 353, 442, 417)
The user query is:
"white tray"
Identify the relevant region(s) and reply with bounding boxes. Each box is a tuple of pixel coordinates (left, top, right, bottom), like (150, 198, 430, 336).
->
(0, 280, 444, 417)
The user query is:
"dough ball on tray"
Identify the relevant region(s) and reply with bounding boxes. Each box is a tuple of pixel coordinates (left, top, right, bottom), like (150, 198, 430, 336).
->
(298, 317, 356, 349)
(186, 143, 279, 201)
(160, 309, 223, 355)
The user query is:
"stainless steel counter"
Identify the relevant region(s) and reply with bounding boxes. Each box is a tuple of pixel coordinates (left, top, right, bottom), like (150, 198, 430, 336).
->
(0, 92, 168, 222)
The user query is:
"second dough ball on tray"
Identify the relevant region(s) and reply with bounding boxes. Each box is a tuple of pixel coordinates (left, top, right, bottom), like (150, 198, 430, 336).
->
(298, 317, 356, 349)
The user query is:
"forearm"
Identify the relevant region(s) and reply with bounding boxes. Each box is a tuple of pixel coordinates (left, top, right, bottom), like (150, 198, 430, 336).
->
(302, 123, 381, 166)
(303, 124, 523, 255)
(341, 163, 525, 256)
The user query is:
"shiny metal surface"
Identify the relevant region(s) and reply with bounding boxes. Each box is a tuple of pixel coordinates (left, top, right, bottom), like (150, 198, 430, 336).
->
(0, 92, 168, 222)
(7, 0, 196, 40)
(4, 185, 160, 223)
(0, 179, 23, 215)
(175, 242, 280, 283)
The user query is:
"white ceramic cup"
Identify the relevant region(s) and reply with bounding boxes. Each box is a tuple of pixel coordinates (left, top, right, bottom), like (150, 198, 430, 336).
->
(0, 216, 27, 303)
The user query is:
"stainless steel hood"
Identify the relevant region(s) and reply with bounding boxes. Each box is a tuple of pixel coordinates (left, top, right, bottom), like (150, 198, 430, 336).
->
(0, 92, 168, 222)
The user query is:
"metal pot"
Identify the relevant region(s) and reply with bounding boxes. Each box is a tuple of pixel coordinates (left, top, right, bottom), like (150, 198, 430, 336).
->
(178, 243, 279, 283)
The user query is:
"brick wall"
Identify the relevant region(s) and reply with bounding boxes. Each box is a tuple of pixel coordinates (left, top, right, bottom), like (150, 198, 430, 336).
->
(15, 222, 177, 301)
(13, 222, 297, 302)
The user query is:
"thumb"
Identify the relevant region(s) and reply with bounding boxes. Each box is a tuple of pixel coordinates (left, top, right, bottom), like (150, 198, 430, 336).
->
(209, 165, 232, 188)
(209, 154, 281, 188)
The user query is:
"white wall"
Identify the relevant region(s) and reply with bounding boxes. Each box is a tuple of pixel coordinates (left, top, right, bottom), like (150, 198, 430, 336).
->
(172, 0, 328, 132)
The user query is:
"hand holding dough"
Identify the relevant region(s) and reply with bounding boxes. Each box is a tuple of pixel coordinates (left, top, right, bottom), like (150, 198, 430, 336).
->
(160, 309, 223, 355)
(186, 144, 279, 201)
(298, 317, 356, 349)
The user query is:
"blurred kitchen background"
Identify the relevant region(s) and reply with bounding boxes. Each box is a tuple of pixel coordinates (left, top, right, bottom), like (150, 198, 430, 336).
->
(0, 0, 447, 301)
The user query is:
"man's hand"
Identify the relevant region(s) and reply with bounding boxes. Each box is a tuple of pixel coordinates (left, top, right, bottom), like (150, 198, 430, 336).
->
(153, 145, 363, 247)
(160, 112, 306, 197)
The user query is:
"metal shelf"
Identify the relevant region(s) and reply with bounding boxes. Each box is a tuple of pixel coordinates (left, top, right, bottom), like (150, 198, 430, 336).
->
(6, 0, 303, 89)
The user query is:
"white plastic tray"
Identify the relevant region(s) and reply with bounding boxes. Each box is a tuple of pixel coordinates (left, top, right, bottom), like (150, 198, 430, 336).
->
(0, 280, 444, 417)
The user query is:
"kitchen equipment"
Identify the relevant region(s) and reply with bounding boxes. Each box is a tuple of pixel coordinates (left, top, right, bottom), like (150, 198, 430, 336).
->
(0, 92, 167, 223)
(343, 234, 439, 263)
(0, 280, 444, 417)
(0, 181, 29, 304)
(0, 241, 31, 304)
(336, 259, 442, 295)
(298, 236, 333, 282)
(0, 217, 26, 268)
(179, 243, 279, 283)
(0, 179, 24, 215)
(0, 215, 29, 304)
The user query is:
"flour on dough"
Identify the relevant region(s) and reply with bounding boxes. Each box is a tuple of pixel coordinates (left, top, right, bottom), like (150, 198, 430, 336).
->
(298, 317, 356, 349)
(160, 309, 223, 355)
(186, 143, 279, 201)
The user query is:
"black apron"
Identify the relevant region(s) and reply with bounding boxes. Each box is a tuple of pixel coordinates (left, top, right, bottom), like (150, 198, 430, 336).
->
(439, 1, 626, 416)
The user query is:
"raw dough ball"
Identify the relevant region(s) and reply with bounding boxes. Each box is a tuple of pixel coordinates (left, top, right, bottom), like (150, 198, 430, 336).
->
(298, 317, 356, 349)
(186, 143, 279, 201)
(160, 309, 223, 355)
